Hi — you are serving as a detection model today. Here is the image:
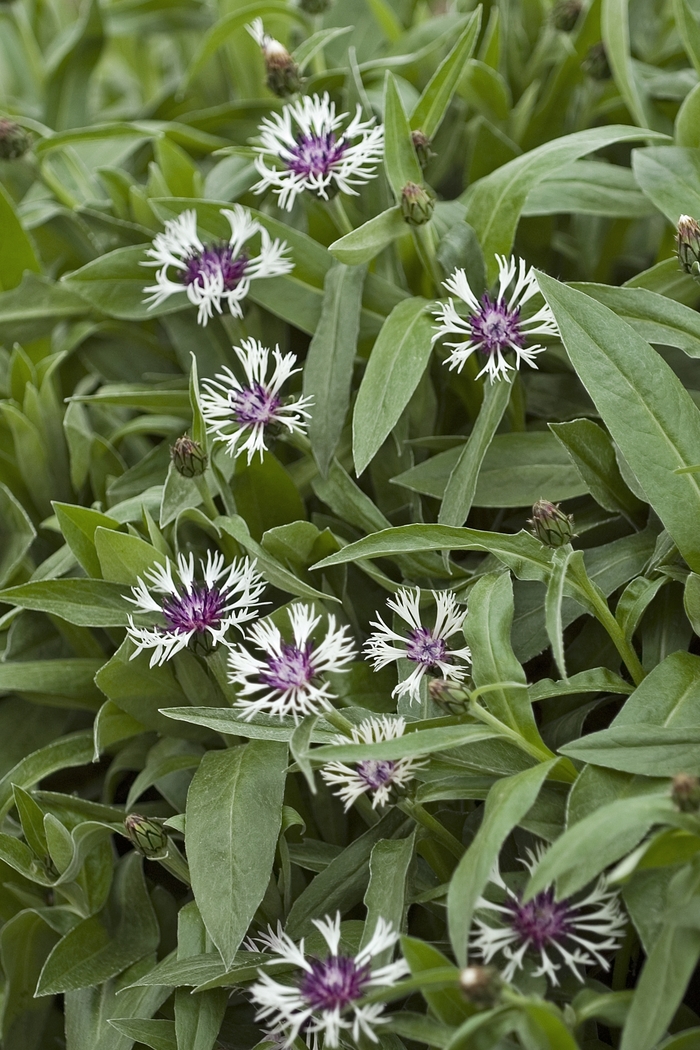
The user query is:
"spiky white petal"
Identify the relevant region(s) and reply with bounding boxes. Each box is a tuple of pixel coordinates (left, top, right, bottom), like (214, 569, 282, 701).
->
(320, 716, 427, 810)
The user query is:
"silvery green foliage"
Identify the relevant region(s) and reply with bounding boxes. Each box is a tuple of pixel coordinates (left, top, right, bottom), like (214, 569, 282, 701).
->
(1, 0, 700, 1048)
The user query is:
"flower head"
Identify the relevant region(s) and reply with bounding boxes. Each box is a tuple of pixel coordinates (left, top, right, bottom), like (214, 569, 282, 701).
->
(0, 118, 30, 160)
(677, 214, 700, 279)
(249, 913, 409, 1048)
(124, 814, 169, 859)
(528, 499, 576, 548)
(470, 848, 626, 985)
(252, 92, 384, 211)
(364, 588, 471, 704)
(320, 716, 427, 810)
(247, 18, 303, 97)
(200, 338, 313, 463)
(143, 206, 293, 326)
(227, 604, 356, 721)
(126, 552, 266, 666)
(432, 255, 559, 383)
(171, 434, 207, 477)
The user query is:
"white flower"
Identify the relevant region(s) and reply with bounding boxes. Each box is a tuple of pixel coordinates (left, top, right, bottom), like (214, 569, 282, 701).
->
(364, 588, 471, 704)
(470, 847, 626, 986)
(432, 255, 559, 382)
(320, 716, 427, 811)
(249, 913, 409, 1049)
(227, 604, 356, 722)
(143, 206, 293, 326)
(252, 92, 384, 211)
(125, 552, 265, 667)
(200, 338, 313, 464)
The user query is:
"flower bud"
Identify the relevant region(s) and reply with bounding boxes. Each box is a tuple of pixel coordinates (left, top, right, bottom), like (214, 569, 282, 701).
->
(298, 0, 331, 12)
(171, 434, 207, 478)
(401, 182, 435, 227)
(582, 41, 611, 80)
(677, 215, 700, 280)
(247, 19, 302, 97)
(0, 118, 30, 160)
(672, 774, 700, 813)
(551, 0, 582, 30)
(411, 129, 436, 169)
(529, 500, 576, 548)
(125, 814, 169, 859)
(459, 965, 502, 1009)
(429, 677, 470, 715)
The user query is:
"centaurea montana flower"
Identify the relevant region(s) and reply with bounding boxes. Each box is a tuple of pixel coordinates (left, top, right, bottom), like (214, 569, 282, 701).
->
(126, 552, 265, 667)
(227, 604, 355, 721)
(320, 716, 426, 811)
(432, 255, 559, 383)
(199, 338, 313, 463)
(470, 847, 626, 985)
(248, 913, 409, 1048)
(364, 588, 471, 704)
(143, 206, 292, 326)
(252, 92, 384, 211)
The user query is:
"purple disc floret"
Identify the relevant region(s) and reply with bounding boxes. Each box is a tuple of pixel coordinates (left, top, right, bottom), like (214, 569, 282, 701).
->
(183, 246, 249, 292)
(162, 586, 226, 635)
(286, 132, 348, 178)
(299, 955, 372, 1011)
(230, 382, 283, 427)
(470, 294, 524, 355)
(507, 889, 572, 949)
(405, 626, 448, 668)
(261, 643, 316, 692)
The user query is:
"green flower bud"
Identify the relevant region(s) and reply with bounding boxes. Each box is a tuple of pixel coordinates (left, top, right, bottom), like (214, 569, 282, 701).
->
(529, 499, 576, 548)
(551, 0, 582, 30)
(672, 774, 700, 813)
(125, 814, 169, 859)
(411, 129, 436, 170)
(677, 215, 700, 280)
(401, 182, 435, 226)
(429, 677, 470, 715)
(298, 0, 331, 12)
(0, 118, 30, 160)
(459, 966, 503, 1009)
(582, 41, 611, 80)
(171, 434, 208, 478)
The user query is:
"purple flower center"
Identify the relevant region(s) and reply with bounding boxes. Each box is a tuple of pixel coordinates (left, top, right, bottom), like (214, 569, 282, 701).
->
(356, 759, 397, 791)
(470, 295, 524, 355)
(507, 889, 572, 949)
(287, 132, 348, 178)
(230, 383, 282, 428)
(262, 643, 315, 693)
(162, 586, 225, 635)
(182, 245, 249, 292)
(299, 955, 371, 1012)
(405, 627, 448, 668)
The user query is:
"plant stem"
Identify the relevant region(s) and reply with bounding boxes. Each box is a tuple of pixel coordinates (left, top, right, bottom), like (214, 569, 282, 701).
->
(412, 223, 443, 293)
(161, 840, 191, 885)
(399, 799, 464, 860)
(329, 195, 354, 236)
(467, 699, 577, 784)
(568, 560, 646, 686)
(194, 475, 220, 519)
(323, 706, 356, 736)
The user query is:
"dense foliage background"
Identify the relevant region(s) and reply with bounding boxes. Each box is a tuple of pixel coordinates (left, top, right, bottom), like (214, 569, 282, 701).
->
(3, 0, 700, 1046)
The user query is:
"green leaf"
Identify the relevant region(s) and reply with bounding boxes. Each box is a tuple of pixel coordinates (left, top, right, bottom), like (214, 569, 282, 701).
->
(362, 834, 415, 962)
(0, 182, 40, 292)
(537, 273, 700, 574)
(329, 207, 407, 266)
(304, 262, 366, 477)
(0, 659, 104, 708)
(53, 503, 121, 579)
(163, 706, 336, 743)
(353, 298, 433, 475)
(309, 723, 499, 764)
(95, 529, 166, 586)
(0, 911, 58, 1046)
(447, 761, 555, 965)
(570, 282, 700, 359)
(674, 0, 700, 75)
(601, 0, 662, 130)
(108, 1019, 176, 1050)
(186, 741, 288, 967)
(549, 419, 644, 523)
(36, 852, 159, 995)
(410, 10, 482, 138)
(545, 546, 572, 679)
(561, 725, 700, 774)
(0, 579, 130, 626)
(383, 73, 423, 198)
(439, 379, 511, 526)
(632, 146, 700, 225)
(0, 730, 94, 820)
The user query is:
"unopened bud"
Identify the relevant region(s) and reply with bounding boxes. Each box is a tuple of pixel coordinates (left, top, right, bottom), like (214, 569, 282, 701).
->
(582, 41, 611, 80)
(429, 677, 470, 715)
(672, 774, 700, 813)
(171, 434, 207, 478)
(298, 0, 331, 12)
(677, 215, 700, 280)
(529, 499, 576, 548)
(459, 965, 502, 1009)
(0, 118, 30, 160)
(401, 182, 435, 226)
(247, 19, 302, 97)
(411, 130, 436, 170)
(551, 0, 581, 30)
(125, 814, 169, 859)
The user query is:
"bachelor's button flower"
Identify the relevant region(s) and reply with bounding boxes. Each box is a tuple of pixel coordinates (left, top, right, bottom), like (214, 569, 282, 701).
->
(126, 552, 266, 666)
(432, 255, 559, 383)
(143, 206, 293, 326)
(248, 913, 409, 1049)
(320, 716, 427, 811)
(227, 604, 356, 721)
(247, 18, 303, 97)
(364, 588, 471, 704)
(252, 92, 384, 211)
(470, 847, 626, 985)
(199, 338, 313, 464)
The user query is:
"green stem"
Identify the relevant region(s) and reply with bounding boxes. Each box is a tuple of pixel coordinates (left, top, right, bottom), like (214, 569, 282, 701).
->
(468, 699, 577, 784)
(399, 799, 464, 860)
(329, 195, 354, 236)
(323, 706, 356, 736)
(411, 223, 442, 293)
(161, 839, 191, 885)
(568, 561, 646, 686)
(194, 475, 220, 519)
